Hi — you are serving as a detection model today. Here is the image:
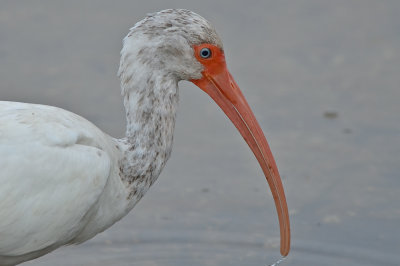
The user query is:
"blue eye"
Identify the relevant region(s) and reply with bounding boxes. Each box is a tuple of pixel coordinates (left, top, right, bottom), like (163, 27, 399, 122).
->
(200, 47, 212, 59)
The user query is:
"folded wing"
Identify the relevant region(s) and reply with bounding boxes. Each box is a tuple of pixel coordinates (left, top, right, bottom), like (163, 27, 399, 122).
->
(0, 102, 111, 256)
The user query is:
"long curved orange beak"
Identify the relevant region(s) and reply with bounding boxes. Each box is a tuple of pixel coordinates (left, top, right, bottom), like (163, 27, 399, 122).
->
(191, 44, 290, 256)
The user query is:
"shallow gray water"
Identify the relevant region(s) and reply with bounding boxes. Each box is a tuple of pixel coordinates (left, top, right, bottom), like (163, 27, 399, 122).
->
(1, 1, 399, 265)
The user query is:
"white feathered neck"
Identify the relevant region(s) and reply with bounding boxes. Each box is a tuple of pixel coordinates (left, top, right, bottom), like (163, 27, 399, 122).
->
(117, 54, 179, 201)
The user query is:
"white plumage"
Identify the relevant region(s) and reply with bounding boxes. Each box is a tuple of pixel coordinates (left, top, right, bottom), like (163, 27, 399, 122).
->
(0, 102, 127, 263)
(0, 9, 290, 265)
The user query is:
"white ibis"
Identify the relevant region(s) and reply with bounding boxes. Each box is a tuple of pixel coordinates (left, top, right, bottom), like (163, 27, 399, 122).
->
(0, 9, 290, 265)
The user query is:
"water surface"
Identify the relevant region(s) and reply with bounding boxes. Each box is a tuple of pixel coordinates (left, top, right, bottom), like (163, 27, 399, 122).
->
(1, 1, 399, 265)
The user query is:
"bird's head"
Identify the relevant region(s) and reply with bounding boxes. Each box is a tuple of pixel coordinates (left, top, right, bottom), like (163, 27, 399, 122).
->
(119, 9, 222, 81)
(120, 9, 290, 257)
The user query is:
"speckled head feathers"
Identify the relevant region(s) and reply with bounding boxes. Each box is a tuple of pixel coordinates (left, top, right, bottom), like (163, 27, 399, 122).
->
(119, 9, 223, 82)
(130, 9, 223, 48)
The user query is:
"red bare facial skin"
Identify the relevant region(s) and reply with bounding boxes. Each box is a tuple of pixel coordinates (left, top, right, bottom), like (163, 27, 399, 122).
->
(190, 44, 291, 257)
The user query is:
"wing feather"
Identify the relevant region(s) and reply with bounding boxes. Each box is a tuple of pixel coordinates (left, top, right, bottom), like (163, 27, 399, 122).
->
(0, 102, 112, 256)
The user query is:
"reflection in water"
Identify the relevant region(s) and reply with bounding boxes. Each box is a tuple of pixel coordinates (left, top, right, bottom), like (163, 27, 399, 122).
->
(268, 256, 286, 266)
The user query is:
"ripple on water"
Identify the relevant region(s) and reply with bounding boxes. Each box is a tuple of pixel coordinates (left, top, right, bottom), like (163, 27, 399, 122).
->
(54, 231, 400, 266)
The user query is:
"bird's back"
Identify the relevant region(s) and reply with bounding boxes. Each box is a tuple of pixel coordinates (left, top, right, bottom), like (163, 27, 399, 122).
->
(0, 101, 115, 264)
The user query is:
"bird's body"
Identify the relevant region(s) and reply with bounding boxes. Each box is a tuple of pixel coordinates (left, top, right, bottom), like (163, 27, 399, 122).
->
(0, 102, 136, 265)
(0, 35, 180, 263)
(0, 9, 290, 265)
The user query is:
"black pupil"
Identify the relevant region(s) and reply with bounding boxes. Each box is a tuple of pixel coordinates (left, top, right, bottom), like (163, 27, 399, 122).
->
(201, 48, 211, 58)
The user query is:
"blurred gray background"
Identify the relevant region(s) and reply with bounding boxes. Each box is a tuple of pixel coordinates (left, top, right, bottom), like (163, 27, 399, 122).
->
(1, 1, 399, 265)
